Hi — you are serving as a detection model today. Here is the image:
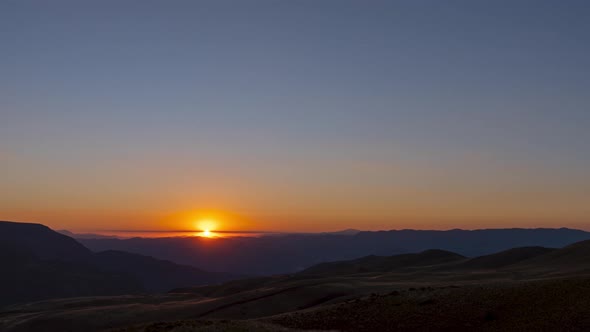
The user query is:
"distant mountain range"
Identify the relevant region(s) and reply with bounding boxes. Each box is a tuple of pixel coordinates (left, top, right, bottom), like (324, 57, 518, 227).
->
(0, 221, 235, 306)
(58, 229, 121, 239)
(4, 220, 590, 331)
(299, 241, 590, 276)
(79, 227, 590, 275)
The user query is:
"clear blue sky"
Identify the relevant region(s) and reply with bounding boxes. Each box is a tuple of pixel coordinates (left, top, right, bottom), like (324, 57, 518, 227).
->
(1, 1, 589, 232)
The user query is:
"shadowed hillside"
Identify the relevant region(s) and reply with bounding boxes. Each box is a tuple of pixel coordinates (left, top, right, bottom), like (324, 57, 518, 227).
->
(0, 221, 235, 306)
(450, 246, 556, 270)
(0, 243, 143, 306)
(92, 250, 234, 292)
(0, 221, 92, 261)
(299, 242, 590, 277)
(509, 240, 590, 274)
(300, 249, 465, 276)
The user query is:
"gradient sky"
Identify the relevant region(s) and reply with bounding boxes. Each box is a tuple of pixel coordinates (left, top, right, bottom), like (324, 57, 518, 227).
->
(1, 0, 589, 232)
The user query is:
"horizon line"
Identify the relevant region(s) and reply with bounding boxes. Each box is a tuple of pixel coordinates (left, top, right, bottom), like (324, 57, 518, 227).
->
(67, 226, 588, 234)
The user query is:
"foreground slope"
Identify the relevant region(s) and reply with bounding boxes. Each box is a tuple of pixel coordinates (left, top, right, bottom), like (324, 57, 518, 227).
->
(266, 277, 590, 332)
(4, 271, 590, 331)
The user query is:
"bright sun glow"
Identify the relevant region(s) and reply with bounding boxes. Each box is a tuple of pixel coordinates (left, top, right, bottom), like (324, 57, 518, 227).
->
(196, 218, 217, 237)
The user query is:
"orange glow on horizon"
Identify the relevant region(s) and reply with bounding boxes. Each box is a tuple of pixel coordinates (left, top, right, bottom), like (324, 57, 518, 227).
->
(195, 217, 219, 238)
(197, 218, 217, 231)
(7, 204, 590, 236)
(199, 229, 214, 237)
(164, 209, 249, 232)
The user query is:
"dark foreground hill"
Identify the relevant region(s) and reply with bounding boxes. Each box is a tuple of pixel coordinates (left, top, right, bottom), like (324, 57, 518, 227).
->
(0, 221, 234, 306)
(4, 238, 590, 331)
(78, 227, 590, 275)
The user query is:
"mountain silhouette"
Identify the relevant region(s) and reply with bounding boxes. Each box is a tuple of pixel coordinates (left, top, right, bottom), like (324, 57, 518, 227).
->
(0, 242, 142, 306)
(452, 246, 556, 270)
(0, 221, 92, 261)
(0, 221, 234, 306)
(79, 227, 590, 275)
(300, 249, 465, 275)
(298, 239, 590, 278)
(509, 239, 590, 273)
(92, 250, 233, 292)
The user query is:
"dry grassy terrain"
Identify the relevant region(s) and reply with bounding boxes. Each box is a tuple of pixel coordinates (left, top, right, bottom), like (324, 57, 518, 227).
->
(3, 274, 590, 331)
(267, 277, 590, 332)
(3, 243, 590, 331)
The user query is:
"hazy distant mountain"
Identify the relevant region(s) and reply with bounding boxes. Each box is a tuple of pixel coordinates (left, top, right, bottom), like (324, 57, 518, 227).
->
(351, 228, 590, 256)
(0, 221, 235, 306)
(322, 229, 361, 236)
(58, 229, 121, 240)
(80, 228, 590, 275)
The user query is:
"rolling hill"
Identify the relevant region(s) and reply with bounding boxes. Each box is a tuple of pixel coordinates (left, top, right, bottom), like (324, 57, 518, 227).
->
(301, 249, 465, 275)
(0, 243, 143, 306)
(92, 250, 232, 292)
(509, 239, 590, 274)
(451, 246, 556, 270)
(0, 221, 235, 306)
(299, 240, 590, 277)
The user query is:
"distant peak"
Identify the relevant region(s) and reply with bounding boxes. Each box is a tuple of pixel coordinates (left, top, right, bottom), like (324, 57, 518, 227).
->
(324, 229, 361, 236)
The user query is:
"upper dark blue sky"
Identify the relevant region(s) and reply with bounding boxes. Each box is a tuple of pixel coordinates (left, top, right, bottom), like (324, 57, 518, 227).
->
(1, 1, 589, 231)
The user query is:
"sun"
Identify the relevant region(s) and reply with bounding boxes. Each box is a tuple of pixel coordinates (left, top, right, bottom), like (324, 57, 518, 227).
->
(196, 218, 217, 237)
